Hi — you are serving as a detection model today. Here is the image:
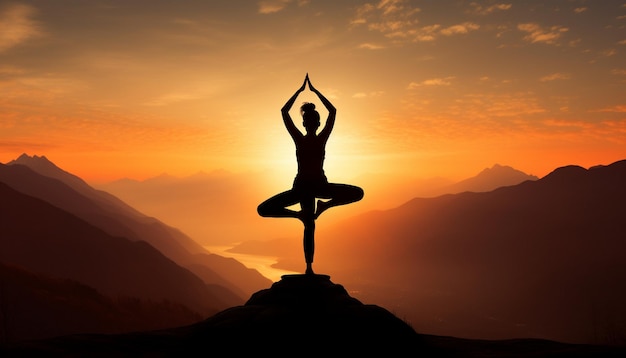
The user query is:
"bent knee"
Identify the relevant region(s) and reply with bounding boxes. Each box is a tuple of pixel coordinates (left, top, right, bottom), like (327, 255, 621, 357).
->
(257, 202, 270, 217)
(353, 186, 364, 200)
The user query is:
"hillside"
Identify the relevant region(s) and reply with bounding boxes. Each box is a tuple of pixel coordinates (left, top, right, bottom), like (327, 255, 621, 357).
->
(2, 155, 271, 298)
(0, 181, 230, 317)
(317, 160, 626, 344)
(0, 262, 202, 342)
(233, 160, 626, 345)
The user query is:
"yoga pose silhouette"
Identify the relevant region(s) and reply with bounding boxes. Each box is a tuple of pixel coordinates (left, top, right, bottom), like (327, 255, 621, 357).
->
(257, 74, 364, 275)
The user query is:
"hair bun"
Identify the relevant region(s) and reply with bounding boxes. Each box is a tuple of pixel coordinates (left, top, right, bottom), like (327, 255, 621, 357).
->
(300, 102, 316, 113)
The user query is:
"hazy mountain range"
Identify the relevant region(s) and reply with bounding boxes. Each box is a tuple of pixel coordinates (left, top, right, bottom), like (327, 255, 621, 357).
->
(234, 160, 626, 345)
(96, 162, 538, 247)
(2, 153, 623, 349)
(0, 154, 270, 341)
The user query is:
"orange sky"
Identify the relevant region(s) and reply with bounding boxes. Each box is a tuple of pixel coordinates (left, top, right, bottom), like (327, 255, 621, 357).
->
(1, 0, 625, 186)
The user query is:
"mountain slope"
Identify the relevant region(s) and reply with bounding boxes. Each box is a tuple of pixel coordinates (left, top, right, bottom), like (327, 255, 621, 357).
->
(96, 168, 284, 246)
(0, 181, 231, 318)
(441, 163, 538, 194)
(303, 159, 626, 345)
(0, 262, 203, 342)
(2, 155, 271, 297)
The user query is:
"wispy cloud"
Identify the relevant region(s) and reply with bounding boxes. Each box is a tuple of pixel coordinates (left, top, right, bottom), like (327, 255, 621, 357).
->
(353, 1, 482, 43)
(601, 49, 617, 57)
(518, 23, 568, 45)
(0, 73, 86, 105)
(0, 3, 41, 52)
(450, 92, 546, 118)
(351, 0, 420, 36)
(596, 105, 626, 113)
(540, 73, 571, 82)
(352, 91, 384, 98)
(258, 0, 292, 14)
(573, 7, 588, 14)
(358, 42, 385, 50)
(407, 77, 455, 89)
(440, 22, 480, 36)
(469, 3, 512, 15)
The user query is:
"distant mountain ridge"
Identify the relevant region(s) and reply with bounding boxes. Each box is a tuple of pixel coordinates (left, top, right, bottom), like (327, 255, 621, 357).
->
(5, 153, 623, 346)
(236, 159, 626, 345)
(6, 154, 206, 256)
(0, 154, 274, 341)
(3, 154, 271, 299)
(97, 162, 539, 249)
(8, 154, 92, 196)
(97, 167, 280, 246)
(441, 163, 538, 194)
(0, 181, 224, 319)
(323, 159, 626, 344)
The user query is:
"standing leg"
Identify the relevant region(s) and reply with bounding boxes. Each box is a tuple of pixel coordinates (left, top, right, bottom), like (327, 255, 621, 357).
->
(300, 195, 316, 275)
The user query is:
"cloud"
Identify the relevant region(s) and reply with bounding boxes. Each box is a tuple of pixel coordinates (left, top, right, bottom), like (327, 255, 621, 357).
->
(517, 23, 568, 45)
(258, 0, 292, 14)
(407, 77, 455, 89)
(358, 42, 385, 50)
(0, 3, 41, 52)
(0, 74, 86, 105)
(540, 73, 571, 82)
(469, 3, 512, 15)
(573, 7, 587, 14)
(353, 1, 484, 43)
(450, 92, 547, 118)
(352, 91, 384, 98)
(601, 49, 617, 57)
(351, 0, 420, 35)
(440, 22, 480, 36)
(596, 105, 626, 113)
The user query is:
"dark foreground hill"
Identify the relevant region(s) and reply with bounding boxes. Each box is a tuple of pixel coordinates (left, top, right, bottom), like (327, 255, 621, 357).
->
(2, 275, 624, 357)
(0, 262, 203, 342)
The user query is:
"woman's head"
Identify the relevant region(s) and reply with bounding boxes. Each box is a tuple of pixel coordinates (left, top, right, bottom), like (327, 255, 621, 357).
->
(300, 102, 320, 132)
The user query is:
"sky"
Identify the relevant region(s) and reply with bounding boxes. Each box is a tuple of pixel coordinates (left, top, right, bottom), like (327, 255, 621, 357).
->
(1, 0, 625, 186)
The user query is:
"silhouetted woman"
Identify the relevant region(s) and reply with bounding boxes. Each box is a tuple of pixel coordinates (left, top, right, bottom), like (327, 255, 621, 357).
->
(257, 74, 364, 275)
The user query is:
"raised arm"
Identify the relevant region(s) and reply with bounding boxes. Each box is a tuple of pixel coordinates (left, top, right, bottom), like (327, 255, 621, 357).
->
(281, 76, 307, 139)
(307, 75, 336, 139)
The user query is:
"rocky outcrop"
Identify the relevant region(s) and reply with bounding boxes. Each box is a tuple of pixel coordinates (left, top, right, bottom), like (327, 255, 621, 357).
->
(1, 274, 426, 356)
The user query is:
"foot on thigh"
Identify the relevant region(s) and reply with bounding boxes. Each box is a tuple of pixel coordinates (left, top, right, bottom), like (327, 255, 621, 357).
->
(315, 200, 330, 219)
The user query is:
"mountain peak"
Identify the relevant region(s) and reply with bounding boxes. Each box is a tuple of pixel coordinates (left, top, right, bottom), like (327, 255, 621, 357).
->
(444, 164, 538, 194)
(11, 153, 54, 167)
(7, 153, 89, 189)
(478, 163, 532, 177)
